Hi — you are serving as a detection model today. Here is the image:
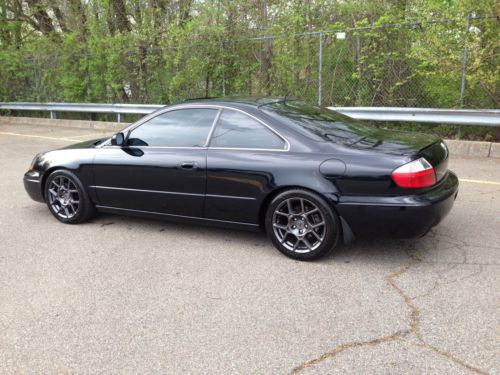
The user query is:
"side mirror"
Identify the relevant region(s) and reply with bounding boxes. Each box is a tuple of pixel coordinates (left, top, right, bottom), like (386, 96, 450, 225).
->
(111, 132, 125, 146)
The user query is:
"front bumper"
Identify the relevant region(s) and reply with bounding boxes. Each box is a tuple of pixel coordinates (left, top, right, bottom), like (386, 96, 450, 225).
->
(335, 171, 459, 239)
(23, 171, 45, 203)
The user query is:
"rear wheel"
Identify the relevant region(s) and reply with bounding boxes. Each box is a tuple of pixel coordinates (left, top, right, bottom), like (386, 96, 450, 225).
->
(44, 170, 95, 224)
(265, 189, 340, 261)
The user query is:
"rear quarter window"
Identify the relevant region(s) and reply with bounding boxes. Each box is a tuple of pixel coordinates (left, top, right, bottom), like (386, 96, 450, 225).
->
(210, 110, 286, 150)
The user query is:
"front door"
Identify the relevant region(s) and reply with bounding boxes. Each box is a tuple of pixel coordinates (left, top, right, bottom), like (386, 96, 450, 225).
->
(92, 107, 219, 218)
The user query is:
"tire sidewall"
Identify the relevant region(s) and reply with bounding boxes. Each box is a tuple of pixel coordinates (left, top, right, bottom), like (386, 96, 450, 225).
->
(265, 189, 340, 260)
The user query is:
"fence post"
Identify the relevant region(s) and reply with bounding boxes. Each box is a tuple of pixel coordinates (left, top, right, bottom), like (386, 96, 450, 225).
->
(318, 32, 324, 106)
(221, 40, 226, 96)
(460, 13, 471, 108)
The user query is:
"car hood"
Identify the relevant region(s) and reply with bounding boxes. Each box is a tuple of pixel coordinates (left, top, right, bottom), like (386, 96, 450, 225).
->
(62, 137, 108, 149)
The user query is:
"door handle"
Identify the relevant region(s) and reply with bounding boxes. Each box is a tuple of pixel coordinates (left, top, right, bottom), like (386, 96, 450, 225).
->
(180, 161, 197, 169)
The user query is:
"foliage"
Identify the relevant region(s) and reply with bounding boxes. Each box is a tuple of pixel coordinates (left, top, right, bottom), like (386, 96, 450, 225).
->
(0, 0, 498, 139)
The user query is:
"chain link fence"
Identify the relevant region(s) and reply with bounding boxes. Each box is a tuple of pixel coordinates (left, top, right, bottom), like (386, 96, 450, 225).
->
(1, 15, 497, 109)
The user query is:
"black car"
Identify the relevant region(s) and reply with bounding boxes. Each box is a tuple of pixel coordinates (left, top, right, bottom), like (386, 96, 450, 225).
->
(24, 98, 458, 260)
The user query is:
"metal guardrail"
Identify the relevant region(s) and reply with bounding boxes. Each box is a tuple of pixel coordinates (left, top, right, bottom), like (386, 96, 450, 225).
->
(0, 102, 163, 122)
(0, 102, 499, 126)
(331, 107, 500, 127)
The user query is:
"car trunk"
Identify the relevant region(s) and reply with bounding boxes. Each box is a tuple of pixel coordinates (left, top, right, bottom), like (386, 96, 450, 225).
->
(344, 128, 449, 183)
(339, 127, 439, 155)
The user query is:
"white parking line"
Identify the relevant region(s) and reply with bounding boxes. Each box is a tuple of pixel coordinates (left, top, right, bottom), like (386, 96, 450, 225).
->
(0, 131, 80, 142)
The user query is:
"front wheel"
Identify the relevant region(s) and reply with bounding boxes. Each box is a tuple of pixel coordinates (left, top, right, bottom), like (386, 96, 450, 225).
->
(265, 189, 341, 261)
(44, 170, 95, 224)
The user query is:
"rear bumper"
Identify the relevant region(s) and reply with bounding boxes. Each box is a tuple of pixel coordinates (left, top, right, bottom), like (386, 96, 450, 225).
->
(23, 171, 44, 203)
(335, 171, 459, 239)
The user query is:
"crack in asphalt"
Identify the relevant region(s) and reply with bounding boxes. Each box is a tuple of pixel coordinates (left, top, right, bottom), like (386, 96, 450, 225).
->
(386, 250, 488, 374)
(289, 248, 489, 375)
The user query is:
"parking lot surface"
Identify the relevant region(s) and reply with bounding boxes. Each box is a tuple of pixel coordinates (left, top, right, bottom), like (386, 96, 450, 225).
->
(0, 123, 499, 374)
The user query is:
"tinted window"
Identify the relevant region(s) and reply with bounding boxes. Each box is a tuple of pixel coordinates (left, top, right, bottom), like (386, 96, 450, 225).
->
(262, 101, 375, 144)
(128, 108, 218, 147)
(210, 110, 286, 149)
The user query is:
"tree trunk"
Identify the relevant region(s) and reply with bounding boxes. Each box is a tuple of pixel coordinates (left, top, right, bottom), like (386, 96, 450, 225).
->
(179, 0, 192, 27)
(111, 0, 130, 33)
(51, 5, 68, 32)
(26, 0, 56, 35)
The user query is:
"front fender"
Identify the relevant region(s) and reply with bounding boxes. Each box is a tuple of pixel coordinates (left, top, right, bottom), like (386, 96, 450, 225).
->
(34, 149, 97, 201)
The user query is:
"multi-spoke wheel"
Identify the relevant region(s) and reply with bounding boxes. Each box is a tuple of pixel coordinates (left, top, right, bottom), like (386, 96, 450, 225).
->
(265, 189, 340, 260)
(48, 176, 80, 219)
(44, 170, 95, 224)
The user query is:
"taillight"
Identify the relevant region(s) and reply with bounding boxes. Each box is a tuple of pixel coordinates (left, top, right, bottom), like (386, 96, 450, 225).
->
(391, 158, 436, 188)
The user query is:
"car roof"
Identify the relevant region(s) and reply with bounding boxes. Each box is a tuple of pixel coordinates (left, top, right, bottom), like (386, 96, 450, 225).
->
(175, 96, 287, 108)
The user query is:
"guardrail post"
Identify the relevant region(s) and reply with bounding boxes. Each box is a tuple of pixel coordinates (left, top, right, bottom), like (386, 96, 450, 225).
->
(50, 111, 56, 119)
(117, 113, 122, 123)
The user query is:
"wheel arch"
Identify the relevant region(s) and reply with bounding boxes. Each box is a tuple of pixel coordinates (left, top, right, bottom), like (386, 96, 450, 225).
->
(40, 166, 69, 200)
(258, 185, 354, 244)
(40, 167, 92, 202)
(258, 186, 333, 228)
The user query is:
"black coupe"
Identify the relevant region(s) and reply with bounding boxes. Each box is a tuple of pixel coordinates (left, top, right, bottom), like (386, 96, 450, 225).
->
(24, 98, 458, 260)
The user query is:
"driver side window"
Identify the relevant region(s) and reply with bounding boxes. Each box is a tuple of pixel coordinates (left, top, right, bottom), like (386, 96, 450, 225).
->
(128, 108, 218, 147)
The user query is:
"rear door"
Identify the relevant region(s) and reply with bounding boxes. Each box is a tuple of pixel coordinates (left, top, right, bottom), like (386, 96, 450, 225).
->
(92, 107, 219, 217)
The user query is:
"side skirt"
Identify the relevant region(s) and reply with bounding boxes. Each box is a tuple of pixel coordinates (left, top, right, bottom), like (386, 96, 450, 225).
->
(95, 205, 261, 232)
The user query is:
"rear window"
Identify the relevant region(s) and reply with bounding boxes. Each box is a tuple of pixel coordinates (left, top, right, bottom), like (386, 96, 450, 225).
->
(261, 101, 375, 144)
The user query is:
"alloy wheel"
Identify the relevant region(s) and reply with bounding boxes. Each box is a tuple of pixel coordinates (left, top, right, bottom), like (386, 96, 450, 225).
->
(272, 197, 326, 253)
(47, 176, 80, 219)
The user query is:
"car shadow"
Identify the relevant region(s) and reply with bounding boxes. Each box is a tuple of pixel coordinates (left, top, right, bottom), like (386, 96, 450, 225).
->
(89, 212, 421, 266)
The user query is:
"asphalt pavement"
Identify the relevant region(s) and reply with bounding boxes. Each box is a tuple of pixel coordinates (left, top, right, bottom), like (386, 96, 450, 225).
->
(0, 123, 498, 374)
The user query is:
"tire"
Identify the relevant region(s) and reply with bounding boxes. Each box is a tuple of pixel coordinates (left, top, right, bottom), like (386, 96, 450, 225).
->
(44, 169, 95, 224)
(265, 189, 340, 261)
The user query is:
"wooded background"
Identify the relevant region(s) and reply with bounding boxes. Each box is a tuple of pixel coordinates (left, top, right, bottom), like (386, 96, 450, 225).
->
(0, 0, 498, 112)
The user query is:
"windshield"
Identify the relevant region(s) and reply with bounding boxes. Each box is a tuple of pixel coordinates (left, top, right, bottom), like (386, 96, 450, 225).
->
(261, 101, 376, 144)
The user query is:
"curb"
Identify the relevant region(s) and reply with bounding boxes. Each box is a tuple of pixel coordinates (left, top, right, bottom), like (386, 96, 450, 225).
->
(1, 116, 498, 158)
(444, 139, 498, 158)
(0, 116, 125, 132)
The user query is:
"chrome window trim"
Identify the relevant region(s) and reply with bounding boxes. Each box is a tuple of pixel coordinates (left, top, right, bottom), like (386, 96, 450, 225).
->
(100, 145, 209, 150)
(204, 109, 222, 147)
(95, 205, 259, 227)
(98, 104, 291, 152)
(90, 185, 256, 201)
(207, 147, 288, 152)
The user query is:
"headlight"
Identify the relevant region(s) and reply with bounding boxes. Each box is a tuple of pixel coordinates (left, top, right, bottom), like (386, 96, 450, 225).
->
(28, 154, 40, 171)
